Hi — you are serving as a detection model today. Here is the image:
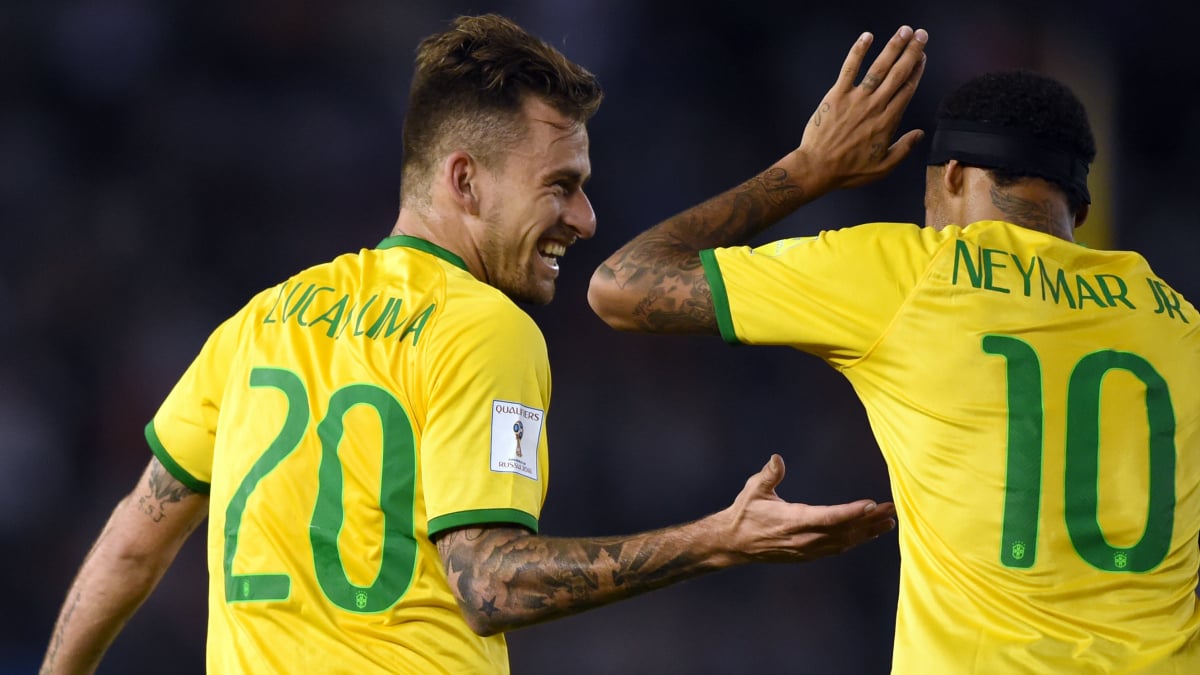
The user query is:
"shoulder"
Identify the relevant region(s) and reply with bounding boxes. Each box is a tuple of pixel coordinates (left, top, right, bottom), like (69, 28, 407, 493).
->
(435, 277, 547, 351)
(748, 222, 942, 263)
(739, 222, 934, 253)
(826, 221, 948, 253)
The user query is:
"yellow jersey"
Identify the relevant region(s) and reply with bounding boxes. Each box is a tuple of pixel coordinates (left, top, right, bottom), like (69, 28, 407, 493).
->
(702, 221, 1200, 673)
(146, 235, 551, 674)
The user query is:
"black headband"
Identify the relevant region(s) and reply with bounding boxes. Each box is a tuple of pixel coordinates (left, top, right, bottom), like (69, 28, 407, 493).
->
(927, 119, 1091, 204)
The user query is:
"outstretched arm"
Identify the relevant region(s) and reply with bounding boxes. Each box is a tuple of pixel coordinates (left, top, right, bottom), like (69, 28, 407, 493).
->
(41, 458, 209, 675)
(436, 454, 895, 635)
(588, 26, 928, 334)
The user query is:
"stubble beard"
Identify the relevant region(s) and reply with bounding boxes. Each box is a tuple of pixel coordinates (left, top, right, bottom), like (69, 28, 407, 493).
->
(480, 219, 554, 306)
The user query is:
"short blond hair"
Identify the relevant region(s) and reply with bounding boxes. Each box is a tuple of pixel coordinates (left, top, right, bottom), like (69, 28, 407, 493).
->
(400, 14, 603, 208)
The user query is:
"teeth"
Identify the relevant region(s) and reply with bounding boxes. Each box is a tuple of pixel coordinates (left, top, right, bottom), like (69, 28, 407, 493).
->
(539, 242, 566, 257)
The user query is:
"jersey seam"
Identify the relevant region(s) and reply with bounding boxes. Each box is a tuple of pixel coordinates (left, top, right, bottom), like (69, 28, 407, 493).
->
(837, 234, 957, 373)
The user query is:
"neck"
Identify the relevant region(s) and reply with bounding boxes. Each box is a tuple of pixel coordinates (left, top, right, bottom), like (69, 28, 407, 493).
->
(390, 209, 487, 281)
(951, 168, 1075, 241)
(983, 183, 1075, 241)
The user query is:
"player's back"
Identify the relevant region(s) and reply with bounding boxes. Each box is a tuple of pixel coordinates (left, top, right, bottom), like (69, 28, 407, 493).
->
(162, 236, 524, 674)
(856, 221, 1200, 673)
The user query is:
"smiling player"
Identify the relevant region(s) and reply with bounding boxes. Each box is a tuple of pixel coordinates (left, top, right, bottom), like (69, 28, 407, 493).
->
(41, 14, 904, 675)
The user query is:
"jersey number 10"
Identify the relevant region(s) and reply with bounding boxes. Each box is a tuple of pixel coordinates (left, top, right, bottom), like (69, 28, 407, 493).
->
(984, 335, 1176, 573)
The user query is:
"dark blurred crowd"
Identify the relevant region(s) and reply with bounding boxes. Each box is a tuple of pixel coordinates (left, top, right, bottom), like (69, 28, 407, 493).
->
(4, 1, 1196, 673)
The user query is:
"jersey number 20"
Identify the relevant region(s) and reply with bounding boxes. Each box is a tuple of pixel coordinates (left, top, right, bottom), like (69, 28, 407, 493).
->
(223, 367, 417, 613)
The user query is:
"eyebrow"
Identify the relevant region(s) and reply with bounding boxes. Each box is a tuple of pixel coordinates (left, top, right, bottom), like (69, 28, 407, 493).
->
(546, 168, 589, 186)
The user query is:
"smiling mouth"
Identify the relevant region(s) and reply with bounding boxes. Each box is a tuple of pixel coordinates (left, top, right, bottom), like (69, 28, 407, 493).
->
(538, 241, 567, 271)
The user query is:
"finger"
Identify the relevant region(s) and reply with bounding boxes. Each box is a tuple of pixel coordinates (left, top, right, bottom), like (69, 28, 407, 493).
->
(758, 454, 785, 492)
(886, 51, 927, 114)
(834, 32, 874, 92)
(880, 128, 926, 171)
(860, 503, 898, 536)
(865, 501, 897, 520)
(878, 29, 928, 104)
(871, 518, 898, 536)
(859, 26, 914, 93)
(810, 499, 881, 527)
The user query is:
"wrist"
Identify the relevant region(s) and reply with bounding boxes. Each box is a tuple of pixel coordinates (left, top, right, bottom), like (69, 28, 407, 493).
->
(775, 148, 832, 202)
(693, 509, 744, 570)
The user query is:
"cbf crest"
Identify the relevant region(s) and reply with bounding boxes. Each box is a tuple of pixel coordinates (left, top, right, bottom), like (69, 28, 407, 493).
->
(490, 399, 542, 480)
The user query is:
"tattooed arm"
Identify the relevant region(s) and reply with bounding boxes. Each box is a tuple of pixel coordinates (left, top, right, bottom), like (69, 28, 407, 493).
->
(41, 458, 208, 675)
(587, 26, 928, 333)
(436, 454, 896, 635)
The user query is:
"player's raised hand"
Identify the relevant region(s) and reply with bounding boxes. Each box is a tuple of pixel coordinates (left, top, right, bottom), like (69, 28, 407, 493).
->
(713, 454, 896, 564)
(791, 26, 928, 194)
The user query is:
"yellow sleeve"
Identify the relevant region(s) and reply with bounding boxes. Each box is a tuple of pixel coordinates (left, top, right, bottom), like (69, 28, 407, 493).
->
(701, 222, 938, 366)
(422, 293, 551, 536)
(144, 311, 248, 493)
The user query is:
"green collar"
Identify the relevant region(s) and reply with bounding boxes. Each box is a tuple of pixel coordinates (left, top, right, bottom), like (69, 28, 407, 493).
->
(376, 235, 469, 272)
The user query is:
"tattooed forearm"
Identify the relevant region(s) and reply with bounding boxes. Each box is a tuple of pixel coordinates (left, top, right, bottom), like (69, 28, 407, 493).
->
(41, 460, 207, 674)
(692, 167, 804, 243)
(438, 527, 711, 633)
(747, 167, 805, 211)
(594, 167, 804, 333)
(40, 590, 80, 674)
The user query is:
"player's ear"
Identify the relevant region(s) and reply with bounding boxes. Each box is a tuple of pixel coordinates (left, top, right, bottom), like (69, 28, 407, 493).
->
(942, 159, 965, 196)
(1073, 202, 1090, 229)
(443, 151, 481, 216)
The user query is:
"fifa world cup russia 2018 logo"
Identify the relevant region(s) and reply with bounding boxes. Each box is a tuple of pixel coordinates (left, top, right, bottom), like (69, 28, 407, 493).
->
(513, 420, 524, 457)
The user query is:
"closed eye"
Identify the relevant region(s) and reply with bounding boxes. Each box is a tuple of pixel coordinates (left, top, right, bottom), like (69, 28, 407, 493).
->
(546, 168, 587, 197)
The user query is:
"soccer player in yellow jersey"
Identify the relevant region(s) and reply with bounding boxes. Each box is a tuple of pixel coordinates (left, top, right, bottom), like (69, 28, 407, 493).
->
(40, 14, 904, 675)
(589, 24, 1200, 675)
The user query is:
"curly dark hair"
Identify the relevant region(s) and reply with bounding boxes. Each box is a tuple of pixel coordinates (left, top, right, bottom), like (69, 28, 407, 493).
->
(400, 14, 603, 209)
(936, 70, 1096, 212)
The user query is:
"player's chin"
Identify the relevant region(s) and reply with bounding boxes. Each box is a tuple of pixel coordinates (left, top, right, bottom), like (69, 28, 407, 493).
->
(529, 283, 556, 305)
(504, 280, 556, 305)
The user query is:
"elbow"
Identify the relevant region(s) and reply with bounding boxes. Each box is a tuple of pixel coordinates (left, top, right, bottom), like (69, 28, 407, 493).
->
(462, 612, 504, 637)
(451, 591, 509, 637)
(586, 271, 637, 332)
(437, 525, 536, 637)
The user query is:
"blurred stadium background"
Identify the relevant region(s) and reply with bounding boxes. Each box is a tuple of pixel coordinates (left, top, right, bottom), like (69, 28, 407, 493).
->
(3, 1, 1196, 673)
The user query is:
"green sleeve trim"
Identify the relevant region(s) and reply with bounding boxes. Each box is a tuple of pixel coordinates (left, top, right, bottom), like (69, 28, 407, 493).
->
(144, 421, 211, 495)
(428, 508, 539, 537)
(699, 248, 741, 345)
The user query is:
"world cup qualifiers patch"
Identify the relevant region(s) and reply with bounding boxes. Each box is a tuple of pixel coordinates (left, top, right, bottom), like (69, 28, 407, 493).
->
(490, 400, 543, 480)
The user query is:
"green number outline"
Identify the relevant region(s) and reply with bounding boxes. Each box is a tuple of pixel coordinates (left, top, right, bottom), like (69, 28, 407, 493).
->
(224, 368, 419, 612)
(1065, 351, 1176, 572)
(311, 384, 417, 613)
(224, 368, 308, 602)
(984, 335, 1177, 573)
(982, 335, 1044, 568)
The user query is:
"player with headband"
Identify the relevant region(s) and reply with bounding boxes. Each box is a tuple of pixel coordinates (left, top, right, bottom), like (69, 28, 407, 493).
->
(589, 31, 1200, 673)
